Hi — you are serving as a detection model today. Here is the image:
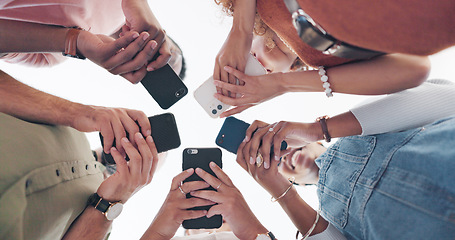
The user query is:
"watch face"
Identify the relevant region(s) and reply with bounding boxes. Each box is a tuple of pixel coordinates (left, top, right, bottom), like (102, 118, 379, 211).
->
(256, 234, 271, 240)
(106, 202, 123, 221)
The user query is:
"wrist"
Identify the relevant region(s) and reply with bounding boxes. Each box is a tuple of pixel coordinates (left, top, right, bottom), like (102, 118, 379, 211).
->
(282, 71, 321, 93)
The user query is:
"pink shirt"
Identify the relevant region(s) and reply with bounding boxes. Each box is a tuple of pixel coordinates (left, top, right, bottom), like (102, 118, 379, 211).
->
(0, 0, 124, 66)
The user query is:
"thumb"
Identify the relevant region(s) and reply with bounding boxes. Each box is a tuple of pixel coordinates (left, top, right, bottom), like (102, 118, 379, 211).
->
(105, 31, 140, 55)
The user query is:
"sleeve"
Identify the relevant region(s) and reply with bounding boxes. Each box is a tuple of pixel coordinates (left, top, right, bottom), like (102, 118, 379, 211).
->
(350, 79, 455, 135)
(307, 223, 347, 240)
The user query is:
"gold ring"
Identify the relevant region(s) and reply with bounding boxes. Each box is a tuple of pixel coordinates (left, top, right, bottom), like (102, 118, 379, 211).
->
(178, 182, 186, 195)
(256, 153, 264, 168)
(216, 182, 222, 190)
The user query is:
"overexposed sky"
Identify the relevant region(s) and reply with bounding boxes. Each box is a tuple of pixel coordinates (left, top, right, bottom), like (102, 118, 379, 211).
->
(0, 0, 454, 239)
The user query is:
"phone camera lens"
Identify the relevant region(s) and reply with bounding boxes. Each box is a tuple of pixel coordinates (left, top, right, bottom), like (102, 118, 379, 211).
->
(186, 149, 192, 154)
(175, 88, 186, 98)
(217, 105, 222, 110)
(212, 109, 217, 115)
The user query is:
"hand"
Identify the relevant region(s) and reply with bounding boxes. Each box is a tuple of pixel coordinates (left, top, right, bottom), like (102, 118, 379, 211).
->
(279, 143, 326, 185)
(96, 132, 158, 203)
(121, 0, 171, 71)
(77, 30, 157, 84)
(240, 120, 322, 170)
(142, 169, 213, 240)
(213, 67, 286, 117)
(70, 105, 151, 155)
(213, 29, 253, 97)
(190, 163, 268, 240)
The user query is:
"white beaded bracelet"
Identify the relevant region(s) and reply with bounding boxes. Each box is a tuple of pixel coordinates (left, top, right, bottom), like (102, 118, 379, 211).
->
(318, 66, 333, 98)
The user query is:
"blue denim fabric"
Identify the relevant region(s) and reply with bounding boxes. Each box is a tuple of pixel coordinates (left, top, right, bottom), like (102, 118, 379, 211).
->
(316, 116, 455, 240)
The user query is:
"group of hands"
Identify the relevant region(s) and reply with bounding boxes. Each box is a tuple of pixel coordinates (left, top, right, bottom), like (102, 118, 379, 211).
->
(79, 2, 323, 238)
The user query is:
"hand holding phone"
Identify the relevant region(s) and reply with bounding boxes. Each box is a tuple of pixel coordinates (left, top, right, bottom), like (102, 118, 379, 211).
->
(194, 54, 266, 118)
(215, 117, 287, 154)
(99, 113, 181, 164)
(182, 148, 223, 229)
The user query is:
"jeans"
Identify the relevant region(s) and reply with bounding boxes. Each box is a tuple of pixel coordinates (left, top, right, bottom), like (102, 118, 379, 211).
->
(315, 116, 455, 239)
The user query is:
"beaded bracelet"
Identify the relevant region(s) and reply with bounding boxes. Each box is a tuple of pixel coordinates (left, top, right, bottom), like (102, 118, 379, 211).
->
(271, 177, 295, 202)
(318, 66, 332, 98)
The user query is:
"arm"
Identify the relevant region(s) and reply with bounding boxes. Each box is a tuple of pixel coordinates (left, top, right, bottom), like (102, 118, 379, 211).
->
(0, 70, 151, 155)
(213, 0, 256, 96)
(63, 133, 159, 239)
(213, 54, 430, 117)
(0, 19, 156, 83)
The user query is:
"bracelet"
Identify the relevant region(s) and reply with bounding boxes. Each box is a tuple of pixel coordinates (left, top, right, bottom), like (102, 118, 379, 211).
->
(316, 115, 331, 143)
(296, 209, 321, 240)
(271, 177, 295, 202)
(62, 27, 86, 60)
(318, 66, 332, 98)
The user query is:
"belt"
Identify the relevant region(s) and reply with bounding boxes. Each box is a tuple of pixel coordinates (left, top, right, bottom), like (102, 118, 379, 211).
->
(284, 0, 384, 59)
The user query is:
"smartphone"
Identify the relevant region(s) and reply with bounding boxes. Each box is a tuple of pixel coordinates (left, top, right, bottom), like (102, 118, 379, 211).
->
(141, 64, 188, 109)
(194, 54, 266, 118)
(215, 116, 287, 154)
(99, 113, 181, 164)
(182, 148, 223, 229)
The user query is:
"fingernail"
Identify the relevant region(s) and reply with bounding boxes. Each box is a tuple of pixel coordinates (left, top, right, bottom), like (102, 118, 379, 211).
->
(135, 132, 142, 138)
(186, 168, 193, 172)
(244, 136, 250, 142)
(142, 32, 150, 41)
(132, 32, 139, 38)
(147, 135, 154, 142)
(147, 66, 154, 71)
(150, 41, 158, 49)
(122, 137, 129, 142)
(110, 147, 116, 153)
(146, 129, 152, 136)
(250, 157, 255, 164)
(275, 155, 279, 161)
(210, 162, 216, 167)
(223, 66, 229, 71)
(264, 161, 270, 169)
(196, 168, 202, 173)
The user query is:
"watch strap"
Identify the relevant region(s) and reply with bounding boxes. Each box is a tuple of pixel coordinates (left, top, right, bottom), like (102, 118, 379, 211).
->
(87, 193, 110, 213)
(316, 115, 331, 143)
(63, 27, 86, 60)
(267, 231, 276, 240)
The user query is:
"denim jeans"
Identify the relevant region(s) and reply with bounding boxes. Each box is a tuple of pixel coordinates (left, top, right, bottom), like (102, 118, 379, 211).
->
(315, 116, 455, 239)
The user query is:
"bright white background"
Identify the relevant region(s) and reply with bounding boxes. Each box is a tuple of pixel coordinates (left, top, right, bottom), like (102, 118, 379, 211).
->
(1, 1, 454, 239)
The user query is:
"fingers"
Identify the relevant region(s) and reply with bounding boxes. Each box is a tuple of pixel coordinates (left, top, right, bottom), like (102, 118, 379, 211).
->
(194, 167, 223, 190)
(171, 168, 194, 190)
(128, 110, 151, 137)
(205, 204, 223, 218)
(219, 63, 230, 96)
(244, 120, 268, 143)
(227, 66, 237, 98)
(104, 31, 149, 70)
(224, 66, 246, 82)
(180, 210, 208, 221)
(145, 136, 159, 184)
(100, 123, 115, 154)
(214, 92, 251, 106)
(213, 64, 222, 94)
(110, 147, 128, 173)
(219, 104, 253, 118)
(109, 40, 158, 76)
(272, 122, 288, 161)
(190, 189, 222, 204)
(236, 141, 249, 172)
(146, 38, 171, 71)
(120, 136, 141, 175)
(209, 162, 234, 187)
(133, 133, 152, 178)
(120, 65, 148, 84)
(213, 79, 244, 96)
(180, 197, 214, 210)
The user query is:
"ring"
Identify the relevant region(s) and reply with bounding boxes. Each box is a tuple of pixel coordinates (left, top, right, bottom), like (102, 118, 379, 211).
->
(216, 182, 222, 190)
(178, 182, 186, 195)
(256, 153, 264, 168)
(268, 127, 276, 134)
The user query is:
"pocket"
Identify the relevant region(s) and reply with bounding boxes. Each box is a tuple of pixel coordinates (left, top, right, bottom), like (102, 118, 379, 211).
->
(317, 135, 376, 228)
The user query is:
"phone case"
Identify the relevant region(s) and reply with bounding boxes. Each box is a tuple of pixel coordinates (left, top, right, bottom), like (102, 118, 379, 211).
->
(99, 113, 181, 164)
(215, 116, 288, 154)
(193, 54, 266, 118)
(182, 148, 223, 229)
(141, 64, 188, 109)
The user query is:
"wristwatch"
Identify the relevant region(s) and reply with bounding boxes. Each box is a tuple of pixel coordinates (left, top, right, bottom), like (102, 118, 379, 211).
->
(256, 231, 276, 240)
(62, 27, 86, 60)
(87, 193, 123, 221)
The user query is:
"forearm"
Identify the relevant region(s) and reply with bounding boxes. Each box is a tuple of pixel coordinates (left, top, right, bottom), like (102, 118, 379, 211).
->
(281, 54, 430, 95)
(0, 70, 89, 127)
(62, 207, 112, 240)
(232, 0, 257, 33)
(0, 19, 68, 54)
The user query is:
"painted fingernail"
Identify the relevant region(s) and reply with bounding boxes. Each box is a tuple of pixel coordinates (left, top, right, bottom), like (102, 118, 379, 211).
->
(275, 155, 280, 161)
(122, 137, 129, 142)
(250, 157, 255, 164)
(142, 32, 150, 41)
(132, 32, 139, 38)
(264, 161, 270, 169)
(150, 41, 157, 49)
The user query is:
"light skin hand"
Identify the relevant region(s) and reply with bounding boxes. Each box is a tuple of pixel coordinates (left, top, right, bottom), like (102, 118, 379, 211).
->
(141, 169, 213, 240)
(190, 163, 268, 240)
(96, 132, 158, 203)
(213, 66, 286, 117)
(121, 0, 171, 71)
(70, 105, 151, 155)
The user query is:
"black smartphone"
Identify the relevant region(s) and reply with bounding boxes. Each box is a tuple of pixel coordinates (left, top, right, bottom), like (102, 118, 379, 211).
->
(99, 113, 181, 164)
(182, 148, 223, 229)
(215, 116, 287, 154)
(140, 64, 187, 109)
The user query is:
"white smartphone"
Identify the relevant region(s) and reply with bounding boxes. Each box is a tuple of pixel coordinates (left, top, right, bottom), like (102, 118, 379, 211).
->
(194, 54, 266, 118)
